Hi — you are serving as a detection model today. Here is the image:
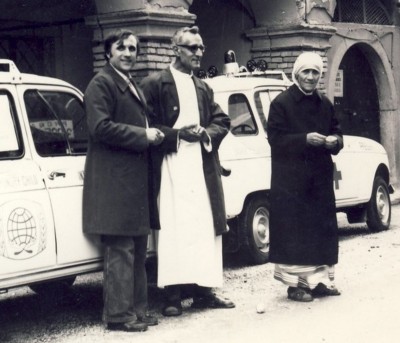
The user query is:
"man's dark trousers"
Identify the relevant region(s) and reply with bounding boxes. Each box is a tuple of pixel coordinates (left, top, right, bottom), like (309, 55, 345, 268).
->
(102, 235, 148, 323)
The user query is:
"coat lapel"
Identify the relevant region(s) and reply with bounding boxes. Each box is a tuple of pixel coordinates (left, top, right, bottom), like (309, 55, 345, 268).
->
(130, 78, 147, 105)
(105, 64, 146, 106)
(192, 76, 208, 126)
(105, 64, 129, 93)
(103, 64, 149, 128)
(161, 68, 180, 126)
(161, 67, 208, 127)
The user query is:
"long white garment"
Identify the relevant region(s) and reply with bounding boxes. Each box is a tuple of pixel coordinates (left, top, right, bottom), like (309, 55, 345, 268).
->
(274, 264, 335, 289)
(157, 66, 223, 288)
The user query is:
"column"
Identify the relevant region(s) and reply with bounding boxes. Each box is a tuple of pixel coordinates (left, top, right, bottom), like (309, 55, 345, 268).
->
(86, 1, 195, 79)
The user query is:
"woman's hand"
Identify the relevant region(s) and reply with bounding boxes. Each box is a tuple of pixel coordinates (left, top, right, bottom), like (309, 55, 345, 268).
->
(306, 132, 326, 146)
(324, 135, 338, 149)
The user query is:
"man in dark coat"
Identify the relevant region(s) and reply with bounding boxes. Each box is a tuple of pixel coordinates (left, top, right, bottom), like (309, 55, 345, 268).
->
(82, 30, 164, 332)
(141, 26, 234, 317)
(267, 52, 344, 302)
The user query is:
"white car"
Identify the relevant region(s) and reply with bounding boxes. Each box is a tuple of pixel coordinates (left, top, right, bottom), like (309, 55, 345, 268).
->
(0, 60, 392, 294)
(206, 72, 393, 265)
(0, 60, 105, 294)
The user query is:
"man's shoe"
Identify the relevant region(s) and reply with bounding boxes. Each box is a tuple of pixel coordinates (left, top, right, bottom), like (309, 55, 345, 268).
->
(192, 294, 235, 309)
(287, 286, 314, 302)
(137, 313, 159, 326)
(162, 302, 182, 317)
(106, 320, 148, 332)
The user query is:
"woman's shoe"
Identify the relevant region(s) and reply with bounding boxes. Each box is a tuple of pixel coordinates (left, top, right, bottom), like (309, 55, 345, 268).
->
(287, 287, 314, 302)
(311, 283, 341, 297)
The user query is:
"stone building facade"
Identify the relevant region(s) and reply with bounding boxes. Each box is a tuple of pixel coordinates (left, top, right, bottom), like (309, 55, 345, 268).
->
(0, 0, 399, 185)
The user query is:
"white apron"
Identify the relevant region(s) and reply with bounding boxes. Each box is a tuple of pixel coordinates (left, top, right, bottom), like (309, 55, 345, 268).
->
(157, 67, 223, 288)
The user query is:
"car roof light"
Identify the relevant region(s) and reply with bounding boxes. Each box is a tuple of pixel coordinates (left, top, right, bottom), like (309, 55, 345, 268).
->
(0, 59, 22, 84)
(223, 50, 239, 75)
(198, 50, 290, 84)
(0, 59, 22, 83)
(196, 69, 207, 79)
(207, 66, 218, 78)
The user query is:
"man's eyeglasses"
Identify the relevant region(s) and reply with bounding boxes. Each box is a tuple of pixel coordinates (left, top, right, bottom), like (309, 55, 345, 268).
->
(177, 44, 206, 53)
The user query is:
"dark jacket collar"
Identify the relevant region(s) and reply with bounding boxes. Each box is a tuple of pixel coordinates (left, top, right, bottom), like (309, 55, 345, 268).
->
(103, 63, 129, 93)
(290, 84, 322, 102)
(160, 66, 208, 92)
(103, 63, 147, 104)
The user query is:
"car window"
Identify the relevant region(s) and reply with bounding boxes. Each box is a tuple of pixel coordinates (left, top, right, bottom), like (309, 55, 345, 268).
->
(24, 90, 88, 156)
(0, 91, 24, 159)
(228, 93, 258, 136)
(254, 89, 283, 134)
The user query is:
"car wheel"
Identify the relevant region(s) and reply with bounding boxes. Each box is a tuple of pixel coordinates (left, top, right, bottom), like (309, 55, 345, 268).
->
(239, 196, 270, 265)
(366, 176, 391, 232)
(29, 276, 76, 296)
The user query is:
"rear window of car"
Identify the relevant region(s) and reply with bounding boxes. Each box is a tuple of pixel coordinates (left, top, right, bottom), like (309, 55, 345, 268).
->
(228, 93, 258, 136)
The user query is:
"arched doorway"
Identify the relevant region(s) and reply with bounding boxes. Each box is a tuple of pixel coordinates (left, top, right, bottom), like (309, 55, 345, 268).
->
(333, 44, 380, 142)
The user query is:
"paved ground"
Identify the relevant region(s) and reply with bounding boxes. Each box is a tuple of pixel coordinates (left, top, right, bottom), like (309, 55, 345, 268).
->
(1, 196, 400, 343)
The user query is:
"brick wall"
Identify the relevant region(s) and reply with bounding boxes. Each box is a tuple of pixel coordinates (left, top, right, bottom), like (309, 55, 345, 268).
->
(252, 49, 329, 93)
(90, 39, 175, 82)
(135, 40, 175, 80)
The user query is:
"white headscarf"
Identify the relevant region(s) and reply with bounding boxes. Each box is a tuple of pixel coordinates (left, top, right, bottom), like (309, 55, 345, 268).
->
(292, 52, 323, 94)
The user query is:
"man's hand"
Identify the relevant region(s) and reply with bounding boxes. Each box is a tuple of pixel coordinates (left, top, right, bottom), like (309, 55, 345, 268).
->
(306, 132, 327, 146)
(194, 125, 210, 144)
(146, 128, 164, 145)
(179, 124, 202, 143)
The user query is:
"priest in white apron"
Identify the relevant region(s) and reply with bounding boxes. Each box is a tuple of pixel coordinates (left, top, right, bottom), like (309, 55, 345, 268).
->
(141, 26, 235, 316)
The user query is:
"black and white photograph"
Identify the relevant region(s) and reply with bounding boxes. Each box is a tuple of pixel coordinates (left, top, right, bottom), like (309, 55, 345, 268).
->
(1, 1, 400, 342)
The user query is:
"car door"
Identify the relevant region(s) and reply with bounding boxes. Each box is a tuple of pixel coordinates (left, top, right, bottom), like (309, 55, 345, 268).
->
(218, 90, 270, 216)
(0, 87, 57, 284)
(18, 85, 103, 266)
(332, 151, 359, 205)
(333, 136, 374, 206)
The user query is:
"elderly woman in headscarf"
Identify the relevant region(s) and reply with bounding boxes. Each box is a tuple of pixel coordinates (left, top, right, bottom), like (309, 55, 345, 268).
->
(266, 52, 344, 302)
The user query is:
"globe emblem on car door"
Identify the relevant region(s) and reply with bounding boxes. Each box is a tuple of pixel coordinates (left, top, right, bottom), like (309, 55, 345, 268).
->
(0, 203, 47, 260)
(7, 208, 37, 255)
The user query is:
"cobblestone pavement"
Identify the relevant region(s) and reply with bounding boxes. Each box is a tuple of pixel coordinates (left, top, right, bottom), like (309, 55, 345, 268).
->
(1, 203, 400, 343)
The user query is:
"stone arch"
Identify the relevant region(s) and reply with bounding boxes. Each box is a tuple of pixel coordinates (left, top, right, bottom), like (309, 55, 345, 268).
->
(326, 40, 397, 109)
(326, 37, 399, 183)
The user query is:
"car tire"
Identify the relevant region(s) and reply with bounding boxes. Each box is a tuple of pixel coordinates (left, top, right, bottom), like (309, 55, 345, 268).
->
(29, 276, 76, 296)
(366, 176, 391, 232)
(239, 196, 270, 265)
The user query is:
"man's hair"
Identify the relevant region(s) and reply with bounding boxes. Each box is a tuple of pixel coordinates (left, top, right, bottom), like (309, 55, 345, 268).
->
(104, 30, 140, 61)
(171, 26, 200, 45)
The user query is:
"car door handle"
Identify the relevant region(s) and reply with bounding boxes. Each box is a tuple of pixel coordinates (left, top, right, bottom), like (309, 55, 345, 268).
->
(48, 171, 66, 180)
